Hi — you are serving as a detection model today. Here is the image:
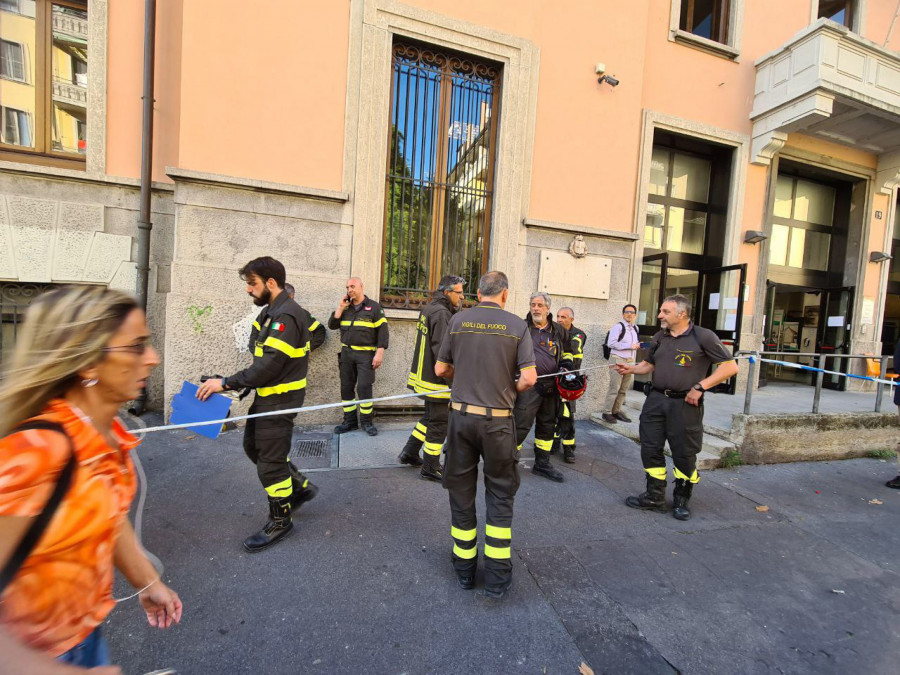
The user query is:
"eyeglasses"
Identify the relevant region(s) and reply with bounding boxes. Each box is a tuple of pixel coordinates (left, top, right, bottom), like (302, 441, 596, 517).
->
(623, 310, 637, 314)
(102, 342, 151, 356)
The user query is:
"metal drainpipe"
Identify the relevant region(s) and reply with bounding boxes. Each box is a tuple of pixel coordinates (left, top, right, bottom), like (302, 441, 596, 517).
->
(132, 0, 157, 416)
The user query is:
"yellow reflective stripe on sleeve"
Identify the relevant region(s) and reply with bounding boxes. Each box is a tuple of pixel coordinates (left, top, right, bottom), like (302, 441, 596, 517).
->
(534, 438, 553, 451)
(252, 321, 261, 330)
(453, 544, 477, 559)
(645, 466, 667, 481)
(520, 365, 536, 371)
(256, 379, 307, 396)
(264, 477, 293, 498)
(424, 442, 443, 456)
(673, 467, 701, 484)
(451, 526, 477, 541)
(254, 346, 263, 357)
(309, 320, 321, 331)
(263, 336, 308, 358)
(484, 544, 511, 559)
(485, 524, 511, 539)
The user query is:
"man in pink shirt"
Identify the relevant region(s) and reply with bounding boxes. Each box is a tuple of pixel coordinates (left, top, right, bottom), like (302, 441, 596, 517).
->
(601, 304, 640, 424)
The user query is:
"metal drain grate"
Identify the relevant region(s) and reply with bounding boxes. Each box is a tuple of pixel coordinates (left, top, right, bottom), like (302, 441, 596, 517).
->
(291, 439, 329, 459)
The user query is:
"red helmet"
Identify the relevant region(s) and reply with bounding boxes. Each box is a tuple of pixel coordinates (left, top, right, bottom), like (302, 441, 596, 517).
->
(557, 372, 587, 400)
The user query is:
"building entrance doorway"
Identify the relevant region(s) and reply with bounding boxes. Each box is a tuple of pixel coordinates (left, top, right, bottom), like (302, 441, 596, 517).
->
(760, 283, 853, 390)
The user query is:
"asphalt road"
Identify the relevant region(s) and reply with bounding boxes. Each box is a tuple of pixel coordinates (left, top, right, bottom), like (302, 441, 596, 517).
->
(105, 417, 900, 675)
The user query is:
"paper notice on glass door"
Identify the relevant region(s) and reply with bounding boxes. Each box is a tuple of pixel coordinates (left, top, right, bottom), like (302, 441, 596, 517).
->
(723, 314, 737, 331)
(708, 293, 720, 310)
(827, 315, 844, 327)
(723, 297, 739, 310)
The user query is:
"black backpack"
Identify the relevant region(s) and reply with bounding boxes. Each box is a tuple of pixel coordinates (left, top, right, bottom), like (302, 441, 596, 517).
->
(602, 322, 627, 360)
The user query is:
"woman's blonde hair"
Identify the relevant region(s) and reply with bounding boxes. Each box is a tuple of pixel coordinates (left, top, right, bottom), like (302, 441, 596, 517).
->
(0, 285, 138, 437)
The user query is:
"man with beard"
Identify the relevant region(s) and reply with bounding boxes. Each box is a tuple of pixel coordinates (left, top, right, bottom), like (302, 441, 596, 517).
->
(197, 257, 317, 552)
(553, 306, 586, 463)
(399, 275, 466, 481)
(513, 292, 573, 483)
(614, 294, 737, 520)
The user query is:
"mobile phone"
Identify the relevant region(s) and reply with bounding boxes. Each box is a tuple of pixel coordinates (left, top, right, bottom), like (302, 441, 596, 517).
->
(344, 294, 352, 304)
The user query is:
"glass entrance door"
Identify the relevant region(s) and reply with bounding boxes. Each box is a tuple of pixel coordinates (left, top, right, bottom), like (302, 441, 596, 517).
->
(696, 264, 747, 394)
(818, 286, 853, 391)
(638, 253, 667, 336)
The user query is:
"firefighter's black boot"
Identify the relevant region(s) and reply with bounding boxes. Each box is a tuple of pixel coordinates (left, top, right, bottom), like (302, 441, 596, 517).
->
(625, 475, 667, 512)
(288, 461, 318, 510)
(563, 443, 575, 464)
(334, 410, 359, 434)
(420, 454, 443, 482)
(672, 478, 693, 521)
(886, 474, 900, 489)
(398, 438, 423, 466)
(243, 496, 293, 553)
(360, 415, 378, 437)
(532, 449, 565, 482)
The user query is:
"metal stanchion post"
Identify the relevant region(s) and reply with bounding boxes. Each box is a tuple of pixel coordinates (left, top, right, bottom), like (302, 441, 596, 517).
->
(743, 356, 756, 415)
(812, 354, 825, 414)
(876, 356, 887, 412)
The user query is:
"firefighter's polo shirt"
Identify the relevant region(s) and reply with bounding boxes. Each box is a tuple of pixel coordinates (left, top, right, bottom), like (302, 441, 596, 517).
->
(647, 322, 734, 392)
(437, 302, 535, 410)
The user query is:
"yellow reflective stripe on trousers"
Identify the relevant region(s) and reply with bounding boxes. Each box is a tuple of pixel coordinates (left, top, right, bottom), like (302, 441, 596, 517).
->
(411, 429, 426, 442)
(485, 524, 511, 539)
(415, 422, 427, 434)
(424, 442, 442, 456)
(562, 438, 575, 446)
(265, 477, 293, 498)
(534, 438, 553, 451)
(484, 544, 511, 559)
(562, 403, 571, 418)
(263, 336, 308, 358)
(359, 403, 373, 413)
(673, 467, 700, 483)
(645, 466, 667, 480)
(453, 544, 477, 559)
(257, 379, 307, 396)
(451, 526, 477, 541)
(254, 346, 263, 357)
(342, 400, 357, 412)
(341, 343, 377, 351)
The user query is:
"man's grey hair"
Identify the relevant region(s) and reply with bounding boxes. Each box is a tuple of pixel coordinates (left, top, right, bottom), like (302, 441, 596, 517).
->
(478, 271, 508, 297)
(530, 292, 552, 309)
(437, 275, 465, 292)
(558, 306, 574, 317)
(663, 294, 691, 318)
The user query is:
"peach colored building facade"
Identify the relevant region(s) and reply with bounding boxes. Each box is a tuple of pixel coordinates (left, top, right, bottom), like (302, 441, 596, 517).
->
(3, 0, 900, 417)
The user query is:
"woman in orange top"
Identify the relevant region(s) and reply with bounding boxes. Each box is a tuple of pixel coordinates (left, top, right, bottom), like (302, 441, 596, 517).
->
(0, 286, 183, 673)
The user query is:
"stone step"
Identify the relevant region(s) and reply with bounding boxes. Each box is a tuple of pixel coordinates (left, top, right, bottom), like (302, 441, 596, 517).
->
(622, 393, 734, 442)
(590, 412, 728, 470)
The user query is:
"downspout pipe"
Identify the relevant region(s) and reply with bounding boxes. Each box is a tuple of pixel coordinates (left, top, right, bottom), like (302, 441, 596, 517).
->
(133, 0, 157, 416)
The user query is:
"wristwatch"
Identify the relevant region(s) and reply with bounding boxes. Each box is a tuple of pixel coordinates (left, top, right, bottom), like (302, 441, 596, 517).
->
(221, 377, 230, 391)
(692, 383, 706, 393)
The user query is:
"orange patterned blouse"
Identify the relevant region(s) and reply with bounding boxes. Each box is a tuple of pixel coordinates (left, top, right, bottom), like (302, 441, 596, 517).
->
(0, 399, 139, 657)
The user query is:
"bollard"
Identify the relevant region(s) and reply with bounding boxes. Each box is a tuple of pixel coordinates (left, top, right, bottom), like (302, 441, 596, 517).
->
(743, 356, 756, 415)
(875, 356, 888, 412)
(812, 354, 825, 414)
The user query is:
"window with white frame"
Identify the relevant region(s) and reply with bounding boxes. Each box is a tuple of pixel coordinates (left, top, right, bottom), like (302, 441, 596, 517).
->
(0, 39, 26, 81)
(2, 107, 32, 147)
(670, 0, 743, 59)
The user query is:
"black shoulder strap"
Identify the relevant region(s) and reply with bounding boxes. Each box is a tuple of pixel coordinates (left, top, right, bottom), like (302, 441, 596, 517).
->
(0, 420, 76, 595)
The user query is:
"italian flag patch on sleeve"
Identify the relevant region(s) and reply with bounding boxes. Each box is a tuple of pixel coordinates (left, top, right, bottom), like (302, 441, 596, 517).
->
(272, 321, 286, 332)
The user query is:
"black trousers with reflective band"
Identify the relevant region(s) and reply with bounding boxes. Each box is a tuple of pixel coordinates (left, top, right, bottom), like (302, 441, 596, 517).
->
(243, 394, 303, 496)
(406, 399, 449, 455)
(339, 348, 376, 418)
(556, 400, 576, 445)
(638, 390, 703, 481)
(513, 386, 559, 451)
(443, 408, 519, 587)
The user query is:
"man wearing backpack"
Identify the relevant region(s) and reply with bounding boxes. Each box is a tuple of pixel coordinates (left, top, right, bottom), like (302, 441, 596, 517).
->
(601, 304, 640, 424)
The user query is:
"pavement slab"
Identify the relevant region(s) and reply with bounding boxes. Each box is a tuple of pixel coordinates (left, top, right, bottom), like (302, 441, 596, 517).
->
(103, 415, 900, 674)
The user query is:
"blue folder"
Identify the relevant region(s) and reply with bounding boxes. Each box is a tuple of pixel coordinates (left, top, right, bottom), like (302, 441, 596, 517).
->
(170, 381, 233, 439)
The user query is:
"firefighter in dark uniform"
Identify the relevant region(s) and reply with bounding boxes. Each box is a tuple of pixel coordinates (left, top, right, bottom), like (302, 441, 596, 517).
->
(284, 282, 326, 350)
(513, 292, 573, 483)
(197, 257, 319, 552)
(398, 275, 465, 481)
(615, 294, 737, 520)
(328, 277, 389, 436)
(554, 306, 585, 463)
(435, 271, 536, 598)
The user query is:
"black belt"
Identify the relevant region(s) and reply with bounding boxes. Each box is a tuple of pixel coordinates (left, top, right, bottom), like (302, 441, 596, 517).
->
(652, 387, 689, 399)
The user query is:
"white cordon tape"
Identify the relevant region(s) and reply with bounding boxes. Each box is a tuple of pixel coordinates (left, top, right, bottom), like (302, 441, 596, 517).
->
(131, 363, 613, 435)
(736, 353, 899, 388)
